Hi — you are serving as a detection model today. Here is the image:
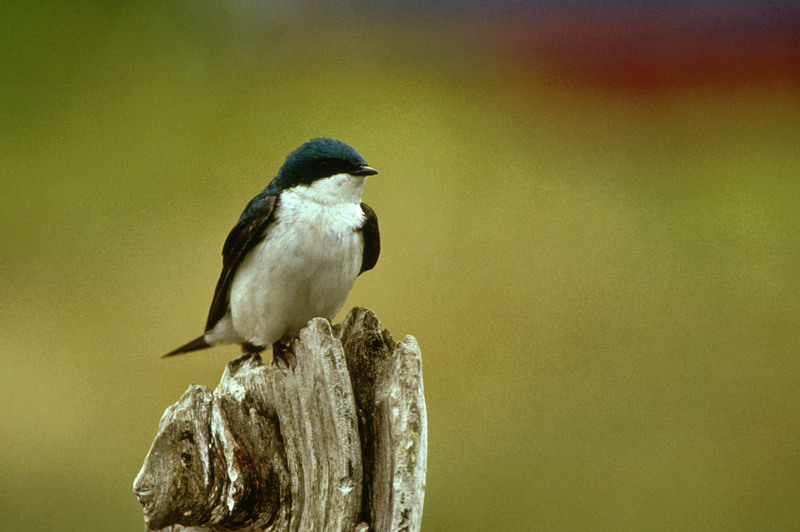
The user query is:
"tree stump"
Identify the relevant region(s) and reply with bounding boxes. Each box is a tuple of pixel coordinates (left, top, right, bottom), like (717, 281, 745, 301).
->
(133, 307, 427, 532)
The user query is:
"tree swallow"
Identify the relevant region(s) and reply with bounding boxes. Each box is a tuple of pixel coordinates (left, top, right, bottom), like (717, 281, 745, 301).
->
(164, 138, 379, 367)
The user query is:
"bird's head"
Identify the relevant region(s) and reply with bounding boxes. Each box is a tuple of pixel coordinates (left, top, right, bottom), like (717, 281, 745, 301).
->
(270, 138, 377, 202)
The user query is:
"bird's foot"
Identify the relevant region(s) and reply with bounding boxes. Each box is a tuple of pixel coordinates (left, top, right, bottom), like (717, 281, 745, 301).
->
(272, 341, 297, 370)
(241, 342, 265, 356)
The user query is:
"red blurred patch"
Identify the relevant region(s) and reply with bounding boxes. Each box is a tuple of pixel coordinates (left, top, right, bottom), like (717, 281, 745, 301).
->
(498, 14, 800, 91)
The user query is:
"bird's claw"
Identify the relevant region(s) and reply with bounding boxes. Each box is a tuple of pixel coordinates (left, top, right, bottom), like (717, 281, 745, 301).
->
(272, 342, 297, 371)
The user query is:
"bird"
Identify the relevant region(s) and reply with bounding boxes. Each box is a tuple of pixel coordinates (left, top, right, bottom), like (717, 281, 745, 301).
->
(163, 137, 380, 368)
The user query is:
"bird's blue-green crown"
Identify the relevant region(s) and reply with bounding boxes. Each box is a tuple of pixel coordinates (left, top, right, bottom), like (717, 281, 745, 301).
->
(268, 138, 371, 191)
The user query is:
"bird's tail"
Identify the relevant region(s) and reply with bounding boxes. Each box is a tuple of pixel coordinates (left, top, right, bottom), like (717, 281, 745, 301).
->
(163, 335, 211, 358)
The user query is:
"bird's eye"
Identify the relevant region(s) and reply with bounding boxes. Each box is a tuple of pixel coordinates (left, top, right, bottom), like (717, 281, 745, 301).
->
(181, 452, 192, 467)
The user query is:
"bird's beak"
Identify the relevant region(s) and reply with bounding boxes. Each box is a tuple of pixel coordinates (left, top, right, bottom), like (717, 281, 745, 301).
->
(352, 165, 378, 177)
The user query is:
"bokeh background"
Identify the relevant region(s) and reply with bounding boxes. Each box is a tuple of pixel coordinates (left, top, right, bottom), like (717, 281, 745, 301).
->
(2, 1, 800, 530)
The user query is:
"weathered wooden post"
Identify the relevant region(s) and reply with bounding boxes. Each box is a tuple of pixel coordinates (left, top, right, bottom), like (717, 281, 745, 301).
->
(133, 307, 427, 532)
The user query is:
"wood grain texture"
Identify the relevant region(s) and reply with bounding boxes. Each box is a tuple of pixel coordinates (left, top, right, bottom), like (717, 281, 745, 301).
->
(134, 307, 426, 532)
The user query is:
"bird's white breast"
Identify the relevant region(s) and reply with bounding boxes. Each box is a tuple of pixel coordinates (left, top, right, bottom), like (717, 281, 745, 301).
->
(224, 179, 367, 347)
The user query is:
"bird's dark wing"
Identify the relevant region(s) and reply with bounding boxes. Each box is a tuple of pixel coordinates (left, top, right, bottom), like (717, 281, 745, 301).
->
(359, 202, 380, 274)
(204, 194, 279, 331)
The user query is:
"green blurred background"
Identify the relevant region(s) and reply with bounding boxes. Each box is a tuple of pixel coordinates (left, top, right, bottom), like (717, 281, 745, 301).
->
(2, 1, 800, 530)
